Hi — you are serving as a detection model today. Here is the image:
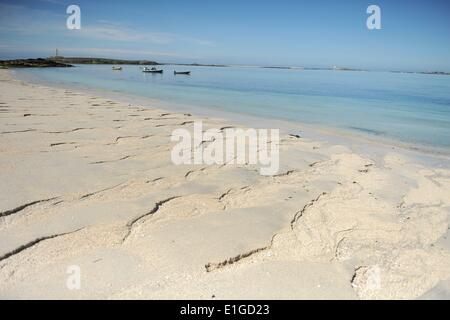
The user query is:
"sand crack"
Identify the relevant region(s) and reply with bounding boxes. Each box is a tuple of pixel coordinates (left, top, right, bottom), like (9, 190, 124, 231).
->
(0, 197, 59, 218)
(0, 228, 84, 262)
(121, 196, 181, 243)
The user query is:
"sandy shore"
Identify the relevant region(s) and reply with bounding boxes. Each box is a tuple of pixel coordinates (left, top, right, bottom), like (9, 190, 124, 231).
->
(0, 69, 449, 299)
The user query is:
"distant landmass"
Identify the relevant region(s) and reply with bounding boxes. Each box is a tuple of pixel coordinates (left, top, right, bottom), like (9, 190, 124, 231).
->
(0, 58, 73, 68)
(0, 56, 160, 68)
(0, 57, 228, 68)
(262, 66, 293, 70)
(49, 57, 229, 67)
(170, 62, 228, 67)
(50, 56, 159, 65)
(261, 66, 366, 72)
(391, 70, 450, 76)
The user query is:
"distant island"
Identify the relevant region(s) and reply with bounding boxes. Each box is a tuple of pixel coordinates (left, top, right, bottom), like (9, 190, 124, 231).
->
(0, 58, 73, 68)
(50, 57, 229, 67)
(0, 56, 160, 68)
(170, 62, 228, 67)
(262, 66, 294, 70)
(0, 57, 231, 68)
(391, 70, 450, 76)
(50, 56, 159, 65)
(261, 66, 366, 72)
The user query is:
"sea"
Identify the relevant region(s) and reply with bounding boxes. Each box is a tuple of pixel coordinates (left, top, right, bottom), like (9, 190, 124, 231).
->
(15, 64, 450, 152)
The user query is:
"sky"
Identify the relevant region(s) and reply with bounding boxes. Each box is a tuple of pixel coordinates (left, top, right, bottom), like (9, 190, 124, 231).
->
(0, 0, 449, 71)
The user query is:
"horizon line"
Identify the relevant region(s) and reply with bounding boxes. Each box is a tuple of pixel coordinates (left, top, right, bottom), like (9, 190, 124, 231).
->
(2, 54, 450, 75)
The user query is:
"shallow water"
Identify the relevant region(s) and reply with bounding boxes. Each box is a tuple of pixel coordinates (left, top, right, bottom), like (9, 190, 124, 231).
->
(16, 64, 450, 149)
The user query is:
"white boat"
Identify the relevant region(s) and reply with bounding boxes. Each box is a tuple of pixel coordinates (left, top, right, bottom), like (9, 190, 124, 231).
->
(142, 67, 163, 73)
(112, 66, 122, 70)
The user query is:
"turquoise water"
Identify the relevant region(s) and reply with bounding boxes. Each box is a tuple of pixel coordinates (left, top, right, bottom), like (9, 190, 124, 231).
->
(17, 64, 450, 149)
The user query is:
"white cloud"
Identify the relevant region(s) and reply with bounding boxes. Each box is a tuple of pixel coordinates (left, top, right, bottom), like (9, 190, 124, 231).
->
(0, 44, 202, 60)
(58, 47, 202, 59)
(77, 24, 175, 45)
(74, 21, 215, 47)
(0, 3, 214, 62)
(0, 3, 214, 47)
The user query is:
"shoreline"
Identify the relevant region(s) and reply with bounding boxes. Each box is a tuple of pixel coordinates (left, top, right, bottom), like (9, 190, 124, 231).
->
(12, 68, 450, 167)
(1, 69, 449, 299)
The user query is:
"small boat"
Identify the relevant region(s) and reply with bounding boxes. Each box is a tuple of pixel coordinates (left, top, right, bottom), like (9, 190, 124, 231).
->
(112, 66, 122, 70)
(174, 71, 191, 75)
(142, 67, 163, 73)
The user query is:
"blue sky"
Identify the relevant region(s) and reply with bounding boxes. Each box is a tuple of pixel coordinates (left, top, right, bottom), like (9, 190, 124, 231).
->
(0, 0, 449, 71)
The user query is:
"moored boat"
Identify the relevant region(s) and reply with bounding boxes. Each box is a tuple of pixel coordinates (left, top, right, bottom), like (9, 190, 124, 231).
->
(174, 71, 191, 75)
(112, 66, 122, 70)
(142, 67, 163, 73)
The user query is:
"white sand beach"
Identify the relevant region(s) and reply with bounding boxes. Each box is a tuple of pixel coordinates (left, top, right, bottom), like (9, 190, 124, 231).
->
(0, 69, 449, 299)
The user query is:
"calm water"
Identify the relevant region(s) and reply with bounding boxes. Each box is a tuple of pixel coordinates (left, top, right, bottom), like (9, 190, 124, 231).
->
(17, 64, 450, 149)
